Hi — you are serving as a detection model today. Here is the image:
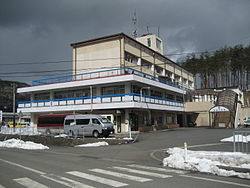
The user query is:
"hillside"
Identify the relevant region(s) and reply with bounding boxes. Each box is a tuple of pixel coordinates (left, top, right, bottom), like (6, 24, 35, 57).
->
(0, 80, 30, 112)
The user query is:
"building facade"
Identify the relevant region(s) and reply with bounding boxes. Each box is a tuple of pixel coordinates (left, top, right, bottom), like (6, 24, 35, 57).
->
(17, 33, 194, 132)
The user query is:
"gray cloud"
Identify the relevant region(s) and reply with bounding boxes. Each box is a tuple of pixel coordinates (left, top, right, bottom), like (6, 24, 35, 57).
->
(0, 0, 249, 84)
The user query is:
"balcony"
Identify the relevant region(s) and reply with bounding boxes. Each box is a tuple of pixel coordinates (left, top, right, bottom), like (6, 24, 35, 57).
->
(17, 93, 184, 113)
(31, 67, 190, 91)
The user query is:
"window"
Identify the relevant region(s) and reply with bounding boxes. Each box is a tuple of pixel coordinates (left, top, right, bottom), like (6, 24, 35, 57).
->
(132, 85, 141, 94)
(166, 94, 174, 100)
(176, 96, 183, 102)
(34, 92, 50, 100)
(92, 118, 101, 124)
(106, 116, 111, 121)
(188, 81, 193, 87)
(156, 39, 161, 50)
(151, 90, 162, 98)
(76, 119, 90, 125)
(65, 119, 75, 125)
(100, 117, 111, 123)
(125, 52, 138, 64)
(54, 88, 96, 99)
(155, 66, 163, 74)
(102, 85, 125, 95)
(141, 59, 152, 69)
(147, 38, 151, 47)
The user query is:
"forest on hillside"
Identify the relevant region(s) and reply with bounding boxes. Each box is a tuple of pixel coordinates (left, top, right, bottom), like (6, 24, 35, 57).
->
(0, 80, 29, 112)
(181, 44, 250, 90)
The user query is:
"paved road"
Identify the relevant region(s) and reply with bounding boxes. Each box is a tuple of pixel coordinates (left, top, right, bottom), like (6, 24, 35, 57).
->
(0, 127, 249, 188)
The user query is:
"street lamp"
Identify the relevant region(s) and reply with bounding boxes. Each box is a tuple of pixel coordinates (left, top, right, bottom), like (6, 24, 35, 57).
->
(140, 87, 150, 103)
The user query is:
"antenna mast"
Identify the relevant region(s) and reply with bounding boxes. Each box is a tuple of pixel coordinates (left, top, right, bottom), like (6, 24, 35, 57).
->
(132, 9, 137, 38)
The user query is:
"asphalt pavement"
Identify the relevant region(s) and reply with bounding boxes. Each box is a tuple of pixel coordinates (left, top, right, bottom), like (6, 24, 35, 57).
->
(0, 127, 249, 188)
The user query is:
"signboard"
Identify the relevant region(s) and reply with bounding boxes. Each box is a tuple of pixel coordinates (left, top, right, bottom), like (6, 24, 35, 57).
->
(209, 106, 229, 112)
(0, 110, 2, 122)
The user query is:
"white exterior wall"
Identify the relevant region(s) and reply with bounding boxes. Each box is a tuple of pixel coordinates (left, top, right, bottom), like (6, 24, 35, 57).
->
(17, 33, 195, 132)
(73, 39, 121, 74)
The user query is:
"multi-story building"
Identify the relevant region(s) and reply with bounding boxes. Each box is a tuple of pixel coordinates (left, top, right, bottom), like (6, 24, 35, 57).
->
(17, 33, 194, 132)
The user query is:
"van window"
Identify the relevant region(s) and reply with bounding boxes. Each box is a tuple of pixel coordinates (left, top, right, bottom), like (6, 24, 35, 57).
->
(76, 119, 90, 125)
(100, 117, 110, 123)
(65, 119, 75, 125)
(106, 116, 111, 121)
(92, 118, 101, 124)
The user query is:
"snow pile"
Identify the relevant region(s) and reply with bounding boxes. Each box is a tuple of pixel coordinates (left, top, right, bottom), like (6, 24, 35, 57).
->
(0, 139, 49, 150)
(0, 126, 40, 136)
(54, 134, 68, 138)
(221, 135, 250, 143)
(163, 147, 250, 179)
(75, 141, 109, 147)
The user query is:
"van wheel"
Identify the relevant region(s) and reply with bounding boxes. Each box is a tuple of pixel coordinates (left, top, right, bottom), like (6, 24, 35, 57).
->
(93, 131, 99, 138)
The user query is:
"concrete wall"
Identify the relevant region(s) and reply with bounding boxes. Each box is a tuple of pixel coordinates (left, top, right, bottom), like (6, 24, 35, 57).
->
(73, 39, 121, 74)
(185, 102, 215, 126)
(185, 102, 214, 112)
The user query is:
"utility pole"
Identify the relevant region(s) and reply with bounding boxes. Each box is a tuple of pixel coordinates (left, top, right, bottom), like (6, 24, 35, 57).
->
(12, 83, 16, 128)
(90, 86, 93, 112)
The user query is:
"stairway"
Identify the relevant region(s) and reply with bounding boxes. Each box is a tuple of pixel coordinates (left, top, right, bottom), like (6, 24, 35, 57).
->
(212, 90, 238, 128)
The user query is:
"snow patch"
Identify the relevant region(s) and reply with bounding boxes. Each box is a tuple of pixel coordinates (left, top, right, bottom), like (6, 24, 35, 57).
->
(221, 135, 250, 143)
(75, 141, 109, 147)
(0, 138, 49, 150)
(54, 134, 68, 138)
(163, 147, 250, 179)
(122, 137, 133, 140)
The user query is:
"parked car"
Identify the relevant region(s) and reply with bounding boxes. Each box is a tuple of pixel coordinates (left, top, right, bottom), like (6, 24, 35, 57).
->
(64, 114, 114, 138)
(243, 117, 250, 127)
(8, 121, 30, 128)
(187, 122, 197, 127)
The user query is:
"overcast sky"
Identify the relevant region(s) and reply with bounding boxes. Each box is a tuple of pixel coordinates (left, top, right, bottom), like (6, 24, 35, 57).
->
(0, 0, 250, 84)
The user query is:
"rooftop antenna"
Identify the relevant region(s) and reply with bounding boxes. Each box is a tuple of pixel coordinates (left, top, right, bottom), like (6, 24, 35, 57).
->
(158, 26, 160, 37)
(132, 9, 137, 38)
(146, 26, 149, 34)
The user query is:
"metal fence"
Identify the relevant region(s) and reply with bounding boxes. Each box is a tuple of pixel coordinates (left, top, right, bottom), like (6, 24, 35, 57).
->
(233, 130, 250, 153)
(0, 126, 39, 136)
(0, 126, 68, 137)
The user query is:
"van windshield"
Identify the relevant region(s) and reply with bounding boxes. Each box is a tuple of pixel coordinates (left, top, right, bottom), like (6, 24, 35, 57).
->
(100, 118, 110, 123)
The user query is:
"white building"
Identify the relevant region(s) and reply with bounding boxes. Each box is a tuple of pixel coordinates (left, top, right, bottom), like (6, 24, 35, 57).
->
(17, 33, 194, 132)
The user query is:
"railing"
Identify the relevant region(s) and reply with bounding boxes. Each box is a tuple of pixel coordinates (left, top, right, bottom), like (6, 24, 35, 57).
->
(18, 93, 184, 109)
(32, 67, 190, 91)
(233, 130, 250, 153)
(0, 126, 39, 136)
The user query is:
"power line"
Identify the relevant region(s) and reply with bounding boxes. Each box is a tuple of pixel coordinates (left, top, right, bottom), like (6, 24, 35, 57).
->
(1, 52, 250, 77)
(1, 41, 249, 67)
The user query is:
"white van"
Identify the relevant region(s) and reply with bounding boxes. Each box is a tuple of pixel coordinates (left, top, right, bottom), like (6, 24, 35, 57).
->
(64, 114, 114, 138)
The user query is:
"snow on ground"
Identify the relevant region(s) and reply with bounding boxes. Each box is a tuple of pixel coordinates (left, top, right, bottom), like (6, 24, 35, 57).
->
(122, 137, 133, 140)
(75, 141, 109, 147)
(54, 134, 68, 138)
(163, 147, 250, 179)
(0, 139, 49, 150)
(221, 135, 250, 143)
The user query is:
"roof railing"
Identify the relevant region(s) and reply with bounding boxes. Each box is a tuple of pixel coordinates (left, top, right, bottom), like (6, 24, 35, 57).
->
(32, 67, 190, 90)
